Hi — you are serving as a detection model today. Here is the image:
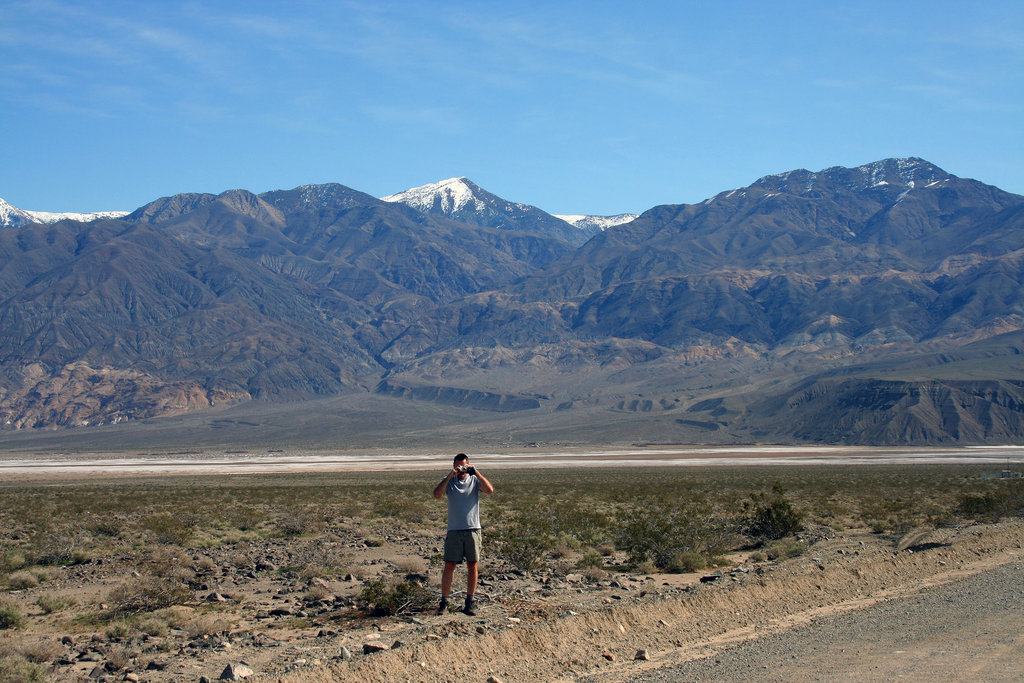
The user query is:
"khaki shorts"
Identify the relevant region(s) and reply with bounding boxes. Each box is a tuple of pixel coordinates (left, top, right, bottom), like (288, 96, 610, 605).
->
(444, 529, 482, 563)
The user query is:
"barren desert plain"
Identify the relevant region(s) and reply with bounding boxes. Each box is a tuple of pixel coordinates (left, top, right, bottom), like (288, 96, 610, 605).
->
(0, 446, 1021, 682)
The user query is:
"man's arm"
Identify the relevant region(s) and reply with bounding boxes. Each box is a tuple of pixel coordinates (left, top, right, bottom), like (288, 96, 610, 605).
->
(475, 470, 495, 495)
(433, 469, 457, 499)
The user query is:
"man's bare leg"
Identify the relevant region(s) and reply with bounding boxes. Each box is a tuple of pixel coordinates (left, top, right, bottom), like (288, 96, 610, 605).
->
(439, 561, 458, 613)
(441, 561, 457, 597)
(464, 561, 479, 615)
(466, 561, 478, 597)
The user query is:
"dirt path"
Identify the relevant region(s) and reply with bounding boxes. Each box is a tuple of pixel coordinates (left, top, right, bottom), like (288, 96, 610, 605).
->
(281, 521, 1024, 683)
(593, 554, 1024, 682)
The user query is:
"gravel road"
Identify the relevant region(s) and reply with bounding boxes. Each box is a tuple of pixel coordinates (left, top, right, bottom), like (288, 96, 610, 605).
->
(625, 560, 1024, 682)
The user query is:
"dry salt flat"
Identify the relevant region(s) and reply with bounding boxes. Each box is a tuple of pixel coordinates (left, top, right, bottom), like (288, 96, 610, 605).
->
(0, 445, 1022, 478)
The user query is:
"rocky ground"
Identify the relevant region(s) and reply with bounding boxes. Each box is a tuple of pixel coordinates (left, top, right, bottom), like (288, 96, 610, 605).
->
(3, 517, 1021, 682)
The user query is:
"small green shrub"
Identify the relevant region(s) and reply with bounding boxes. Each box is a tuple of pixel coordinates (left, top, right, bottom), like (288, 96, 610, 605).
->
(184, 614, 230, 639)
(106, 577, 191, 615)
(870, 518, 893, 534)
(742, 492, 804, 542)
(764, 538, 806, 560)
(0, 601, 25, 629)
(86, 515, 125, 537)
(7, 571, 39, 591)
(0, 654, 46, 681)
(137, 616, 169, 637)
(105, 620, 135, 641)
(666, 550, 706, 573)
(18, 638, 61, 664)
(360, 578, 433, 616)
(28, 530, 84, 566)
(36, 593, 74, 614)
(142, 513, 192, 545)
(958, 482, 1023, 521)
(0, 551, 27, 573)
(495, 518, 553, 572)
(227, 506, 267, 532)
(616, 502, 734, 570)
(575, 550, 604, 570)
(275, 509, 326, 537)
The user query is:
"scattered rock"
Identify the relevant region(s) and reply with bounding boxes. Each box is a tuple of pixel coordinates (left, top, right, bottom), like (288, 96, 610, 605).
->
(124, 674, 140, 683)
(206, 592, 228, 603)
(487, 677, 503, 683)
(363, 642, 389, 654)
(602, 652, 615, 661)
(635, 649, 651, 661)
(219, 663, 254, 680)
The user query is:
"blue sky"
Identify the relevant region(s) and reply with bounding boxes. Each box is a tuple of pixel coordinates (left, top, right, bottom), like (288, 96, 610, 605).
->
(2, 1, 1022, 215)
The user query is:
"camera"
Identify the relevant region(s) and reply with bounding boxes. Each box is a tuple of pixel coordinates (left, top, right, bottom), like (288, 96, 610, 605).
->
(458, 465, 476, 475)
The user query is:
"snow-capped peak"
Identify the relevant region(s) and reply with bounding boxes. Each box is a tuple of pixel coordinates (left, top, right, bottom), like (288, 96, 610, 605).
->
(381, 177, 485, 214)
(0, 198, 33, 227)
(0, 197, 128, 228)
(554, 213, 638, 231)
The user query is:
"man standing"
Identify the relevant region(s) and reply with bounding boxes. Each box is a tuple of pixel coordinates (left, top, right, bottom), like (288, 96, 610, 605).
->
(432, 453, 495, 615)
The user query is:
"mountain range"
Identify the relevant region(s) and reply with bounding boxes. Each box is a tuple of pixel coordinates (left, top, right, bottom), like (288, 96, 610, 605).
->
(2, 157, 1023, 448)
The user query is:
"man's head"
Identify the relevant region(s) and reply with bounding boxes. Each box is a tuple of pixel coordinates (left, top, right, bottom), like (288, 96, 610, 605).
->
(453, 453, 472, 478)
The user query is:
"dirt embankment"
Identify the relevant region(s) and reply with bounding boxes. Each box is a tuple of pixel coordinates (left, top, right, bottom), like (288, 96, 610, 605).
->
(280, 520, 1024, 683)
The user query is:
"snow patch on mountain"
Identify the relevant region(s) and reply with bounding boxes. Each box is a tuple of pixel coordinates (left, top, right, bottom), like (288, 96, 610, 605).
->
(554, 213, 638, 231)
(0, 197, 128, 228)
(381, 177, 490, 214)
(25, 209, 129, 223)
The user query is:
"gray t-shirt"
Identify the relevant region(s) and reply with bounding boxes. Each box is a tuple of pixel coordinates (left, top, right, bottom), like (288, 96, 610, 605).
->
(445, 474, 480, 531)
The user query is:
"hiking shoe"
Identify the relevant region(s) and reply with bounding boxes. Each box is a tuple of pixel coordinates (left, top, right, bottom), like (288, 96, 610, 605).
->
(436, 598, 449, 614)
(463, 597, 476, 616)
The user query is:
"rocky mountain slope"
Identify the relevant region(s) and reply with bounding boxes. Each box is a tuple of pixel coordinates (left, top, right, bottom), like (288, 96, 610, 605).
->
(2, 158, 1023, 444)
